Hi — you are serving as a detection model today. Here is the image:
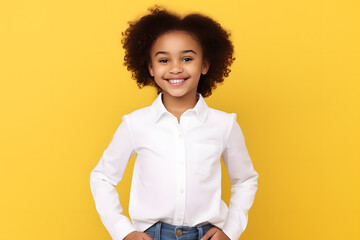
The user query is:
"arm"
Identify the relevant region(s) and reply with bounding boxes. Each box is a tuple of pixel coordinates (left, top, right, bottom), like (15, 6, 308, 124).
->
(90, 116, 137, 240)
(221, 115, 259, 240)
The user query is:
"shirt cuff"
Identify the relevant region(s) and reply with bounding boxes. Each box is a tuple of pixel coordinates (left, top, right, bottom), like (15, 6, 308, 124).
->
(221, 220, 243, 240)
(109, 218, 136, 240)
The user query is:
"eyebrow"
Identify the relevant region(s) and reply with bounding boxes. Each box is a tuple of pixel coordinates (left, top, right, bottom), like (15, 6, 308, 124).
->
(154, 50, 197, 57)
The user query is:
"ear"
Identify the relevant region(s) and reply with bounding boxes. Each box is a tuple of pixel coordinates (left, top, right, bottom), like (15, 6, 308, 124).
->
(148, 62, 154, 77)
(201, 59, 210, 75)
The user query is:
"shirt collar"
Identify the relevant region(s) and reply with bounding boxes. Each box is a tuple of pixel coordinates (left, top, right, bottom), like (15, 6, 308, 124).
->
(151, 92, 209, 123)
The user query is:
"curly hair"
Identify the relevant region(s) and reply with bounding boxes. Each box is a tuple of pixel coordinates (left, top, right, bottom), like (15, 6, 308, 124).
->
(121, 6, 235, 97)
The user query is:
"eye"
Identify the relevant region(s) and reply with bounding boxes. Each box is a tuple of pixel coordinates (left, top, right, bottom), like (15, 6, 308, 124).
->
(183, 57, 193, 62)
(158, 59, 169, 63)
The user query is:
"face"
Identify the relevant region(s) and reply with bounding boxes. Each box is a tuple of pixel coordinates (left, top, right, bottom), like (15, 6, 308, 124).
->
(148, 30, 209, 100)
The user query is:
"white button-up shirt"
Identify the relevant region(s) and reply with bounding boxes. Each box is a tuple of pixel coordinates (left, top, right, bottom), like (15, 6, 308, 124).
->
(90, 93, 258, 240)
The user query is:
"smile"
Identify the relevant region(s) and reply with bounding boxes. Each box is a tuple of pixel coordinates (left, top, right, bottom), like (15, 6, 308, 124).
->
(169, 79, 185, 83)
(167, 78, 187, 86)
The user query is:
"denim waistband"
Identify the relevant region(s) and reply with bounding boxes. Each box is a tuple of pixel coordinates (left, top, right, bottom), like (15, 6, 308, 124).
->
(144, 221, 213, 240)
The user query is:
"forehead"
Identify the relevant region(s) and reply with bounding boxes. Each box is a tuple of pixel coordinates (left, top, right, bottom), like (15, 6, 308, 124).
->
(150, 30, 202, 55)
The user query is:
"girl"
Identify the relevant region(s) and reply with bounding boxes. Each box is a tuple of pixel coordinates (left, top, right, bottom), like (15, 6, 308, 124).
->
(90, 6, 258, 240)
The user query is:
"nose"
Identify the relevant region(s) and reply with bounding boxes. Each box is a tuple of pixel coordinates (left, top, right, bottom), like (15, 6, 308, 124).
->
(169, 61, 183, 74)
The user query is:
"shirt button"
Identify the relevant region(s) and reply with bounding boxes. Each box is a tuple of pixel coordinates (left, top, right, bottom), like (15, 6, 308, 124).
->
(179, 189, 184, 194)
(177, 217, 182, 222)
(178, 134, 182, 138)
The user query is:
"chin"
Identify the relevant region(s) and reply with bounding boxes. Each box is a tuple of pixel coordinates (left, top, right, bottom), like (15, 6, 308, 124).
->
(166, 89, 193, 98)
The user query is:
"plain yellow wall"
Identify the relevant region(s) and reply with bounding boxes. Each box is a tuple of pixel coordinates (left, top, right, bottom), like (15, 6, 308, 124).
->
(1, 0, 359, 239)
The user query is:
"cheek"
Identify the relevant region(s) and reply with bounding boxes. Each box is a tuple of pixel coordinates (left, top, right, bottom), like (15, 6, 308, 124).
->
(150, 64, 164, 76)
(154, 67, 170, 81)
(189, 65, 204, 76)
(153, 75, 165, 87)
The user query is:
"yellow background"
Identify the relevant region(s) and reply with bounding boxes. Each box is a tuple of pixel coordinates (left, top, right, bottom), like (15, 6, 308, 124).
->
(1, 0, 359, 239)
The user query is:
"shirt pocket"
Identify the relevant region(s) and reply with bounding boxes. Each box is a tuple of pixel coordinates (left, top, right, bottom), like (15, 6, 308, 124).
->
(193, 143, 222, 176)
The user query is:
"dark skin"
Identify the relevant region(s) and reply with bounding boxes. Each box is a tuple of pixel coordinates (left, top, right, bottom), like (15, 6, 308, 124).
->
(124, 231, 152, 240)
(201, 226, 230, 240)
(161, 90, 198, 123)
(147, 30, 209, 123)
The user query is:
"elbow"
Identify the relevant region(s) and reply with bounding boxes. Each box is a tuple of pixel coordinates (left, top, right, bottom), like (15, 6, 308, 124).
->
(230, 170, 259, 189)
(90, 170, 117, 187)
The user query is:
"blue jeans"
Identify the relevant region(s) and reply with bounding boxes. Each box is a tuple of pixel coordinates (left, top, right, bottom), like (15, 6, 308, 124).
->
(144, 221, 213, 240)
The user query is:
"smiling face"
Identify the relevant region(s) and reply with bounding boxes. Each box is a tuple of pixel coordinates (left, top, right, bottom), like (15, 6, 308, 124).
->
(148, 30, 209, 101)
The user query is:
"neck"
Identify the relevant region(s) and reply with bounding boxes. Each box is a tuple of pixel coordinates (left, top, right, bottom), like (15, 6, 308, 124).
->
(161, 92, 198, 122)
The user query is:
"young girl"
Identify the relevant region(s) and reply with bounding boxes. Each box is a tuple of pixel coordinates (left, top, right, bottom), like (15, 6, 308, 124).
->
(90, 6, 258, 240)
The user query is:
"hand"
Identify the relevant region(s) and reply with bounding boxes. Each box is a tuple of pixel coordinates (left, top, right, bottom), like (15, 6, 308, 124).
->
(124, 231, 153, 240)
(201, 227, 230, 240)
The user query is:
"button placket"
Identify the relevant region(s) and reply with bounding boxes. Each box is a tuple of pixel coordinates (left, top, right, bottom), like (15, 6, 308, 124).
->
(174, 124, 186, 226)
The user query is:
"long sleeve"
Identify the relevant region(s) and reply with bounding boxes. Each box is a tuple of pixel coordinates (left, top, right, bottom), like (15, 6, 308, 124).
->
(90, 116, 136, 240)
(221, 116, 259, 240)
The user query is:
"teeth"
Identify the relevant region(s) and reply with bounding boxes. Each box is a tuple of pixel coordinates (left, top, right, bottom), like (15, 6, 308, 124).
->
(169, 79, 185, 84)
